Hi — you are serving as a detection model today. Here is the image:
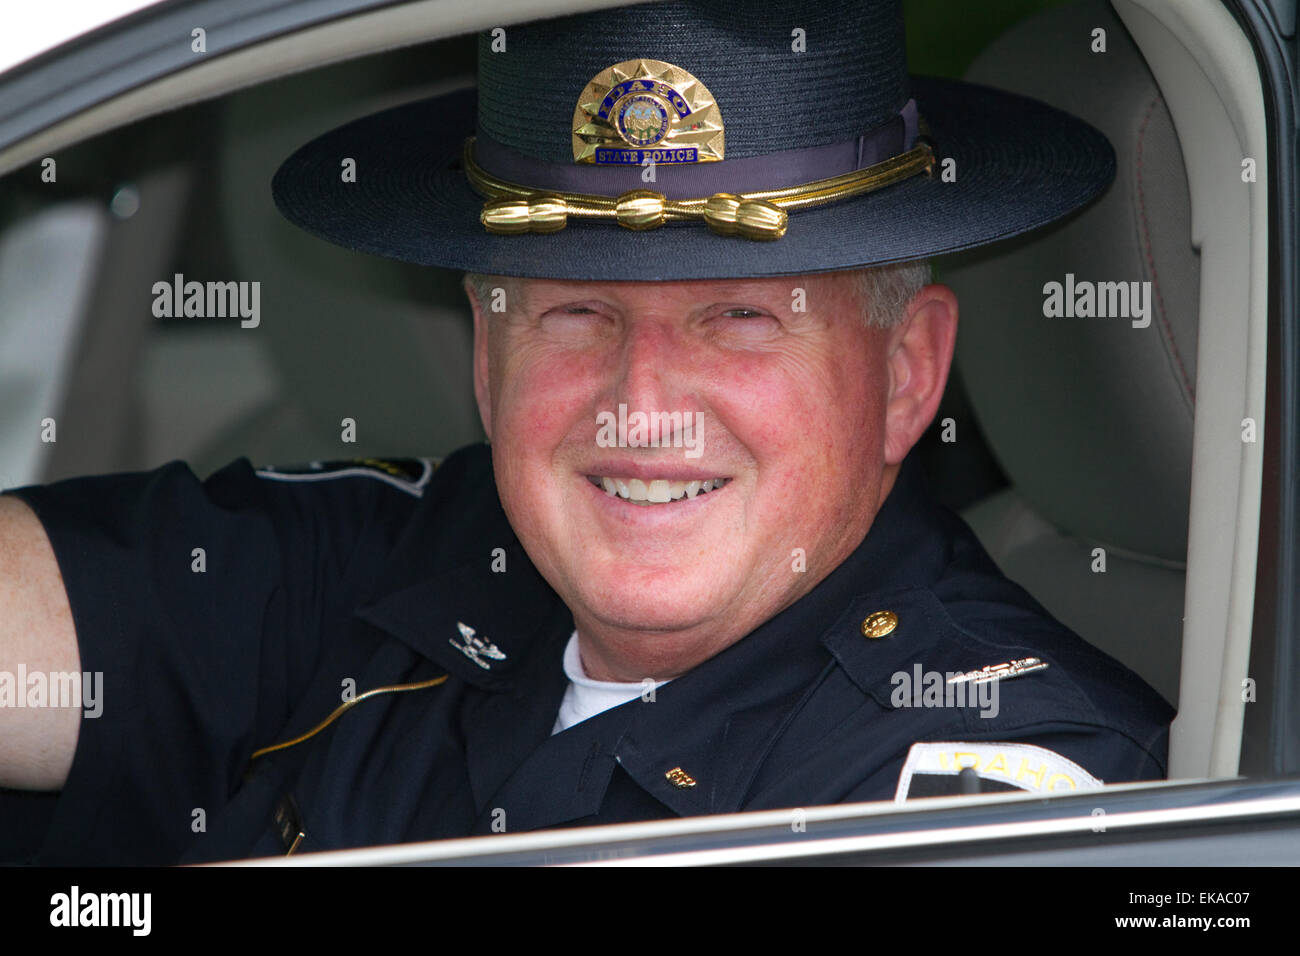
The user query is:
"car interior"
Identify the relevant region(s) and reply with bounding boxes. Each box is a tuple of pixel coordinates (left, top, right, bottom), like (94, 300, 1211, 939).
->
(0, 0, 1275, 805)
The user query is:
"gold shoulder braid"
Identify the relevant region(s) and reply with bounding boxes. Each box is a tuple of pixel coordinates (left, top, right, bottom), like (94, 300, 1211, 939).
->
(248, 675, 448, 761)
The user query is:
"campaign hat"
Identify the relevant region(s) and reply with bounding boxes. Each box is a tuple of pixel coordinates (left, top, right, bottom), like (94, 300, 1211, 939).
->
(272, 0, 1114, 279)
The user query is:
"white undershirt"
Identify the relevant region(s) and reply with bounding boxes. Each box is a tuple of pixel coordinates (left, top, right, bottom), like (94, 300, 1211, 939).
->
(551, 631, 672, 734)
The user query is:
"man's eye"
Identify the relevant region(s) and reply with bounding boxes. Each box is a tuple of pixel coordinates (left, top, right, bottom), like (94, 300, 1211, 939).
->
(537, 304, 604, 320)
(706, 307, 780, 343)
(537, 306, 612, 340)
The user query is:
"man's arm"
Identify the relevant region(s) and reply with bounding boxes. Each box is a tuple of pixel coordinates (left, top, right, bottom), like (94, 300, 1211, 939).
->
(0, 495, 81, 790)
(0, 455, 436, 863)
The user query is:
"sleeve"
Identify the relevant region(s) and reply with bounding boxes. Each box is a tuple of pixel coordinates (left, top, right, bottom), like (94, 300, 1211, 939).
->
(0, 456, 406, 864)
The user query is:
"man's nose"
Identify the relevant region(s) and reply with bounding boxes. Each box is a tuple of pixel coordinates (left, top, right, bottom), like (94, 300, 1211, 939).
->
(609, 318, 685, 415)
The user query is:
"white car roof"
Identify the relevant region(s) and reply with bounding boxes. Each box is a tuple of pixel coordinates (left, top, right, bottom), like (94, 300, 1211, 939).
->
(0, 0, 168, 74)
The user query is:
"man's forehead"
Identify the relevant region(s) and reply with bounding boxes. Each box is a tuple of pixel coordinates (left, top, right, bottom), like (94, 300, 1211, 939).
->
(507, 272, 851, 300)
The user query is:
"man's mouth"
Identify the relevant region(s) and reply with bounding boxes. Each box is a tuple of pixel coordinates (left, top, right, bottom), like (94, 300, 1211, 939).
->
(585, 475, 732, 505)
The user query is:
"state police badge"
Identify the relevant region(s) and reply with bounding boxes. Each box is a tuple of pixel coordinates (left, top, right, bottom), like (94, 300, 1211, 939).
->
(572, 59, 724, 165)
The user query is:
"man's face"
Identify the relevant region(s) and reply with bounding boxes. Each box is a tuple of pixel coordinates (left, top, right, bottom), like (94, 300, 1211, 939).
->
(473, 272, 904, 679)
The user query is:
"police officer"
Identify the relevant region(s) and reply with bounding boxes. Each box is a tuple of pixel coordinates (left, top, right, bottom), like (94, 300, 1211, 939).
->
(0, 0, 1171, 864)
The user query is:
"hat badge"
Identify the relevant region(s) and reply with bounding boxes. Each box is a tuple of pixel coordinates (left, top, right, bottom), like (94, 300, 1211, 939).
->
(571, 59, 724, 165)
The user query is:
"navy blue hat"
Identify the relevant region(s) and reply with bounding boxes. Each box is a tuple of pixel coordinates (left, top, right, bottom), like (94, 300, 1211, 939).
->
(272, 0, 1115, 279)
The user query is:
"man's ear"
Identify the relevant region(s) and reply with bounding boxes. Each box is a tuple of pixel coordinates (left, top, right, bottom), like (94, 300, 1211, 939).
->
(464, 276, 493, 440)
(881, 283, 959, 466)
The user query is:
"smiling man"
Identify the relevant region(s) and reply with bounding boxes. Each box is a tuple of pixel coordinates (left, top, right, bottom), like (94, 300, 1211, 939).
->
(0, 0, 1174, 864)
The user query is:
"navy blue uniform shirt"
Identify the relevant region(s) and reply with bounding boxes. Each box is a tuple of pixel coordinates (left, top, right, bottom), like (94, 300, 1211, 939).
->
(0, 443, 1174, 864)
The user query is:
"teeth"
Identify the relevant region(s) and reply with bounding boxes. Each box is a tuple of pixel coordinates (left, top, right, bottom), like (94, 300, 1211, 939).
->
(589, 475, 729, 504)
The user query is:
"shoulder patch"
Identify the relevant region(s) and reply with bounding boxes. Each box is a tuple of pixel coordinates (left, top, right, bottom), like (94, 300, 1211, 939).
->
(894, 741, 1103, 802)
(255, 457, 439, 497)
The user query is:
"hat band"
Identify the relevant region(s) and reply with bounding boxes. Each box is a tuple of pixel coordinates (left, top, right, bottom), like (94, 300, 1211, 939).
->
(475, 99, 919, 198)
(463, 124, 934, 240)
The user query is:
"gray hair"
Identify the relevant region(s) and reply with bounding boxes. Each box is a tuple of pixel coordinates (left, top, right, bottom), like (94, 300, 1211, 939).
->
(464, 259, 930, 330)
(848, 259, 932, 329)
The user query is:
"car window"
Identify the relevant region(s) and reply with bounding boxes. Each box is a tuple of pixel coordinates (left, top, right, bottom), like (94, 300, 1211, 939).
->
(0, 0, 1287, 869)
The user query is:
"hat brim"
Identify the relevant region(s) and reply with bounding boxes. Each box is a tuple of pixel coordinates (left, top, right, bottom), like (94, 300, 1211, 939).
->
(272, 76, 1113, 279)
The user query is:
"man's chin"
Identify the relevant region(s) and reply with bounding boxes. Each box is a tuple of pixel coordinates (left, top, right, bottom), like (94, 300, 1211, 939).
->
(572, 579, 733, 636)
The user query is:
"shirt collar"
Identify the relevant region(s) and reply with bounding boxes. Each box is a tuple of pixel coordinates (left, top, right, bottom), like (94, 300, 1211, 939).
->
(353, 443, 571, 691)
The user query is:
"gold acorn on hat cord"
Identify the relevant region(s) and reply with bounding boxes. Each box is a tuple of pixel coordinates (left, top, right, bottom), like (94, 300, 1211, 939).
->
(614, 190, 666, 230)
(480, 194, 569, 234)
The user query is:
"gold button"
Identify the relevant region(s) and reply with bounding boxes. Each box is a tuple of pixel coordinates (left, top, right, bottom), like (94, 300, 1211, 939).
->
(861, 610, 899, 638)
(665, 766, 697, 789)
